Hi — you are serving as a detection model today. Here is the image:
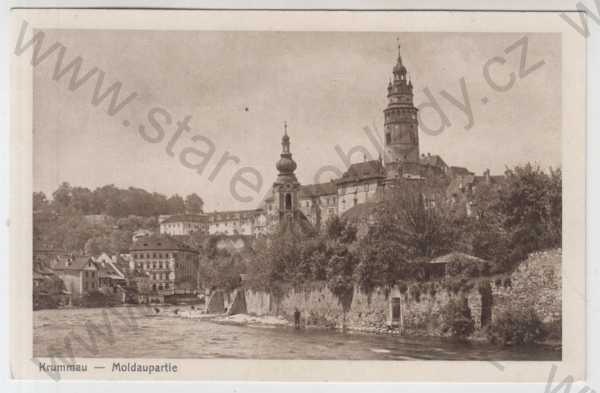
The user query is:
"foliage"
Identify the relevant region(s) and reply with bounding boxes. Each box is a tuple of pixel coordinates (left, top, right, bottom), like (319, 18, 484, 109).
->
(440, 297, 475, 340)
(470, 164, 562, 270)
(33, 182, 200, 254)
(486, 307, 547, 346)
(379, 178, 460, 259)
(325, 216, 357, 244)
(354, 177, 459, 293)
(198, 251, 245, 292)
(184, 193, 204, 214)
(39, 182, 203, 217)
(326, 243, 358, 311)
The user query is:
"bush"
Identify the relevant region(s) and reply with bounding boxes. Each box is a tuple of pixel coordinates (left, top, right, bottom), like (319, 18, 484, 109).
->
(440, 297, 475, 340)
(486, 307, 546, 346)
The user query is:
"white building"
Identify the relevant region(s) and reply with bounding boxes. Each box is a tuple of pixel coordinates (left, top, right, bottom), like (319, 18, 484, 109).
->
(159, 214, 208, 236)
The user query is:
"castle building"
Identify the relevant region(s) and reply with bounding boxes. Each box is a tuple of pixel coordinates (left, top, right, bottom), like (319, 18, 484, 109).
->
(160, 214, 208, 236)
(157, 42, 490, 238)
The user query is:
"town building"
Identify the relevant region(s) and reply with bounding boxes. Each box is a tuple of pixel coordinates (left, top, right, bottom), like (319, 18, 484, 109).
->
(129, 235, 199, 294)
(52, 256, 99, 298)
(93, 253, 128, 295)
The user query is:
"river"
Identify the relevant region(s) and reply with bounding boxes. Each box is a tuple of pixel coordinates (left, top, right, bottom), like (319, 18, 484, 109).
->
(33, 306, 560, 360)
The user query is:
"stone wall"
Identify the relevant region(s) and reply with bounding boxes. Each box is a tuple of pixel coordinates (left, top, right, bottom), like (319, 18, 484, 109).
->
(492, 249, 561, 323)
(244, 283, 482, 335)
(243, 248, 561, 336)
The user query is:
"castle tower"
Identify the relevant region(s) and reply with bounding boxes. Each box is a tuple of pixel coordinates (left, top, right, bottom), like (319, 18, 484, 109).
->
(383, 42, 419, 171)
(273, 122, 300, 222)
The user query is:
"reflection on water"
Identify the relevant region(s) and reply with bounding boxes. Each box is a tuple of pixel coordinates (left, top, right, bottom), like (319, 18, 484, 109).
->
(33, 306, 560, 360)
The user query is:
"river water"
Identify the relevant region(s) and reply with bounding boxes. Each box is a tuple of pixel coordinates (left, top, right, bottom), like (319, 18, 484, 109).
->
(33, 306, 560, 360)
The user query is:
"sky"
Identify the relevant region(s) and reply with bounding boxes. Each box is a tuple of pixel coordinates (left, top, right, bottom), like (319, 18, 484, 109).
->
(33, 30, 561, 211)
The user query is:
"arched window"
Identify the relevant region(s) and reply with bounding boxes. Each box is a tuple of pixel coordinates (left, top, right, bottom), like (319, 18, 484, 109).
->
(285, 193, 292, 210)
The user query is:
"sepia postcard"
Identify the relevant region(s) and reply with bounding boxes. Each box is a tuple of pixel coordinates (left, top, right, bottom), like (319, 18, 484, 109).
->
(9, 8, 586, 382)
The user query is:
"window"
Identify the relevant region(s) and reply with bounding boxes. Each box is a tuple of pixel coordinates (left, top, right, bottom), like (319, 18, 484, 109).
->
(385, 133, 391, 144)
(285, 193, 292, 210)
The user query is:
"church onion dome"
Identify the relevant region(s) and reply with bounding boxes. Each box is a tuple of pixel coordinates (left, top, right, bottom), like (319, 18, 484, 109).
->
(276, 155, 297, 173)
(276, 122, 297, 175)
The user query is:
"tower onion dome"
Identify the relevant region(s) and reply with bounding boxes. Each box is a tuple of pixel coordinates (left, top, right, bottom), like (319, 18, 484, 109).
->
(393, 43, 407, 75)
(276, 122, 298, 175)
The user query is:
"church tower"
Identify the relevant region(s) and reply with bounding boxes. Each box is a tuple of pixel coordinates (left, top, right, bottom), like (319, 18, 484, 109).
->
(273, 122, 300, 223)
(383, 43, 420, 171)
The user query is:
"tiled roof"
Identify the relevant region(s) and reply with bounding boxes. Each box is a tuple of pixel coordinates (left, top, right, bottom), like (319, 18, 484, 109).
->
(129, 235, 197, 253)
(161, 214, 208, 224)
(338, 160, 385, 184)
(299, 182, 337, 198)
(449, 166, 474, 176)
(53, 256, 97, 271)
(420, 154, 447, 168)
(207, 209, 263, 222)
(95, 259, 126, 280)
(447, 173, 505, 196)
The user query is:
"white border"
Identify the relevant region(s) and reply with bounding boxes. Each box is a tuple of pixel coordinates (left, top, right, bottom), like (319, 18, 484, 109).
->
(1, 2, 597, 392)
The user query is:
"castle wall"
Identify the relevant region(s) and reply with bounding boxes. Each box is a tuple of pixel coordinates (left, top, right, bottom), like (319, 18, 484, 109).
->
(243, 249, 561, 336)
(491, 249, 562, 324)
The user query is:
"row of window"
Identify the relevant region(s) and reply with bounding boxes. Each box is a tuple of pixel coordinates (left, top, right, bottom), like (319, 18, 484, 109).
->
(303, 197, 338, 208)
(134, 252, 177, 259)
(151, 273, 171, 281)
(84, 271, 96, 278)
(137, 261, 170, 270)
(163, 223, 203, 228)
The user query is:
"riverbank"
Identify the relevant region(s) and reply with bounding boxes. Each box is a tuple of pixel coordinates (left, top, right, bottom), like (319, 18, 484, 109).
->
(33, 306, 561, 360)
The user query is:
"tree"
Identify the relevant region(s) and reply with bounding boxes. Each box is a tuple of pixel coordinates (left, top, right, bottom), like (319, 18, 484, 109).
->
(84, 236, 111, 257)
(326, 244, 358, 327)
(185, 193, 204, 214)
(497, 164, 562, 262)
(325, 216, 357, 244)
(378, 178, 458, 259)
(52, 182, 72, 210)
(33, 191, 49, 212)
(70, 186, 94, 213)
(166, 194, 186, 214)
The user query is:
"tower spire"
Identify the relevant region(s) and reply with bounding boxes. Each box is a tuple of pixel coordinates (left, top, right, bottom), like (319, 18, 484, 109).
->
(384, 40, 419, 168)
